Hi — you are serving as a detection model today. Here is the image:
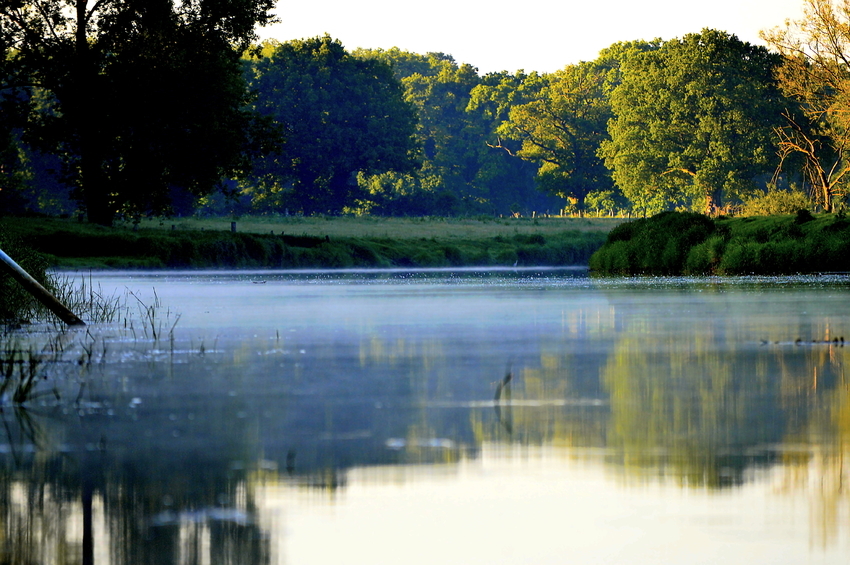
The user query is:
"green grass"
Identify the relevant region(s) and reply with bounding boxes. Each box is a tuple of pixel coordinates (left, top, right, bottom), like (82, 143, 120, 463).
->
(134, 214, 620, 239)
(2, 215, 614, 270)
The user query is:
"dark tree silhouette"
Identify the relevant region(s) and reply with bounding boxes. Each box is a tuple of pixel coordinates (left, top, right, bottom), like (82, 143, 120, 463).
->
(246, 36, 420, 214)
(0, 0, 275, 225)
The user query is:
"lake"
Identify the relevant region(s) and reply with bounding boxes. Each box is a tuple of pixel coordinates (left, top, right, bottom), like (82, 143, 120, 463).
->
(2, 268, 850, 564)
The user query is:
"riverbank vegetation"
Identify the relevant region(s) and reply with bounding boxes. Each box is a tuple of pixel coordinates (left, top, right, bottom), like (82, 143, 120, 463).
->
(589, 211, 850, 275)
(0, 270, 175, 404)
(2, 215, 610, 270)
(3, 1, 850, 226)
(4, 1, 850, 281)
(2, 226, 124, 324)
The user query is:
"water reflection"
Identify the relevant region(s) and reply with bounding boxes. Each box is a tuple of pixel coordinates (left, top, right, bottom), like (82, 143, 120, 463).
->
(1, 271, 850, 562)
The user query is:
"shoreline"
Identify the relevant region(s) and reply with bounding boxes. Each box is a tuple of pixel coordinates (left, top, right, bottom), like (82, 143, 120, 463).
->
(3, 215, 609, 270)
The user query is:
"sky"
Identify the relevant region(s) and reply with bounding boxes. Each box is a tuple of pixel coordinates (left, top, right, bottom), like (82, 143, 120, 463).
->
(258, 0, 806, 74)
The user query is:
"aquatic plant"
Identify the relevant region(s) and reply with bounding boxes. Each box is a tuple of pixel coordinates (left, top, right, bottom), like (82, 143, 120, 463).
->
(2, 223, 126, 326)
(0, 333, 64, 405)
(129, 289, 181, 342)
(51, 272, 125, 324)
(0, 284, 187, 405)
(0, 270, 189, 405)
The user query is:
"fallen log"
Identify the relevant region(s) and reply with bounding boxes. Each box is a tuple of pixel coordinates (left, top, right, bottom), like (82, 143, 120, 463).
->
(0, 248, 85, 326)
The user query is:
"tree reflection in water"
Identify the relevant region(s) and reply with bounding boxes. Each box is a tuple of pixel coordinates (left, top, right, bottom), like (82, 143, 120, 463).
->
(0, 273, 849, 562)
(0, 407, 270, 564)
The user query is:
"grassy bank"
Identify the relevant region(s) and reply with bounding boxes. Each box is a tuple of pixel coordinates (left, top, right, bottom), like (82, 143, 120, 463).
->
(2, 216, 615, 269)
(589, 211, 850, 275)
(135, 214, 619, 239)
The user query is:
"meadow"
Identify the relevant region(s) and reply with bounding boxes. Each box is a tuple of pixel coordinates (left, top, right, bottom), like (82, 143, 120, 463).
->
(136, 214, 619, 239)
(2, 215, 618, 270)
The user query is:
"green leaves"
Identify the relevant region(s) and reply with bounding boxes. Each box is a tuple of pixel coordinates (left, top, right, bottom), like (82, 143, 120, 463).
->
(245, 36, 420, 214)
(1, 0, 276, 224)
(493, 62, 612, 205)
(761, 0, 850, 211)
(601, 29, 786, 214)
(351, 50, 549, 216)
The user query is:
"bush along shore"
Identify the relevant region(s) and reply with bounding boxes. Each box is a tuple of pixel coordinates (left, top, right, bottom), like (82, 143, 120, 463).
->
(589, 210, 850, 275)
(1, 216, 608, 270)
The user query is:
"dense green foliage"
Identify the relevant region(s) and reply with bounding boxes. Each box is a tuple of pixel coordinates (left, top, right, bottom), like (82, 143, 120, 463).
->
(601, 30, 786, 215)
(3, 217, 606, 270)
(5, 2, 850, 224)
(474, 63, 611, 209)
(243, 37, 419, 215)
(353, 49, 555, 216)
(1, 0, 275, 225)
(590, 211, 850, 275)
(740, 188, 813, 216)
(589, 212, 717, 275)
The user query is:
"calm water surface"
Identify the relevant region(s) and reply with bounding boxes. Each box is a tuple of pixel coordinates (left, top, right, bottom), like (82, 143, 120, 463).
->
(3, 268, 850, 564)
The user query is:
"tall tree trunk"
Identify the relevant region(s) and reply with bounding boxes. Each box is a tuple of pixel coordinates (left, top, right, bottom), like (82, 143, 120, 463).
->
(704, 185, 723, 216)
(72, 0, 114, 226)
(821, 182, 833, 213)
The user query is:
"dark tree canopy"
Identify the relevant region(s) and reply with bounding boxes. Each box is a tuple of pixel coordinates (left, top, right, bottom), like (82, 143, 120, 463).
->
(245, 36, 420, 215)
(0, 0, 275, 225)
(0, 7, 812, 220)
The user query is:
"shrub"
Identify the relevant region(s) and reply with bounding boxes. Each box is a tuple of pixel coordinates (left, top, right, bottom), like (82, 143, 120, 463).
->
(717, 242, 759, 274)
(740, 189, 812, 216)
(590, 211, 715, 275)
(514, 233, 546, 245)
(794, 209, 814, 224)
(685, 235, 726, 274)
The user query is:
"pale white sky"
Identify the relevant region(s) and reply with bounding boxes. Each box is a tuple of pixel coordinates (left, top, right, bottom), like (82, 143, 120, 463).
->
(259, 0, 805, 74)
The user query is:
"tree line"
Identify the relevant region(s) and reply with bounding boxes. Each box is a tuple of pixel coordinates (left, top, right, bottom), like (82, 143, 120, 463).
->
(2, 0, 849, 225)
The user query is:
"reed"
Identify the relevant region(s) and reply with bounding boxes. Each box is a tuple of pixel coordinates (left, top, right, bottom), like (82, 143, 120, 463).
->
(0, 332, 67, 405)
(129, 289, 181, 342)
(50, 272, 125, 324)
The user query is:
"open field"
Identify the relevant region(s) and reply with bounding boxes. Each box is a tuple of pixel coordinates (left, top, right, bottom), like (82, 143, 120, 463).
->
(136, 215, 623, 239)
(2, 215, 617, 269)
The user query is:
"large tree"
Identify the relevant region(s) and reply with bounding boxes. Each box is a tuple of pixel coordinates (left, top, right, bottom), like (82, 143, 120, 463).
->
(479, 63, 612, 211)
(0, 0, 275, 225)
(761, 0, 850, 211)
(601, 29, 787, 215)
(467, 41, 659, 215)
(357, 49, 551, 216)
(245, 36, 419, 214)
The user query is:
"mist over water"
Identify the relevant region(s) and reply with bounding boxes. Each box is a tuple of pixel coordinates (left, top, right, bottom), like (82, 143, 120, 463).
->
(3, 269, 850, 563)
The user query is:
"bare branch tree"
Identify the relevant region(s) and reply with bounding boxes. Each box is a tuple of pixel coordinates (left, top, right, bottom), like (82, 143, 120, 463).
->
(762, 0, 850, 211)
